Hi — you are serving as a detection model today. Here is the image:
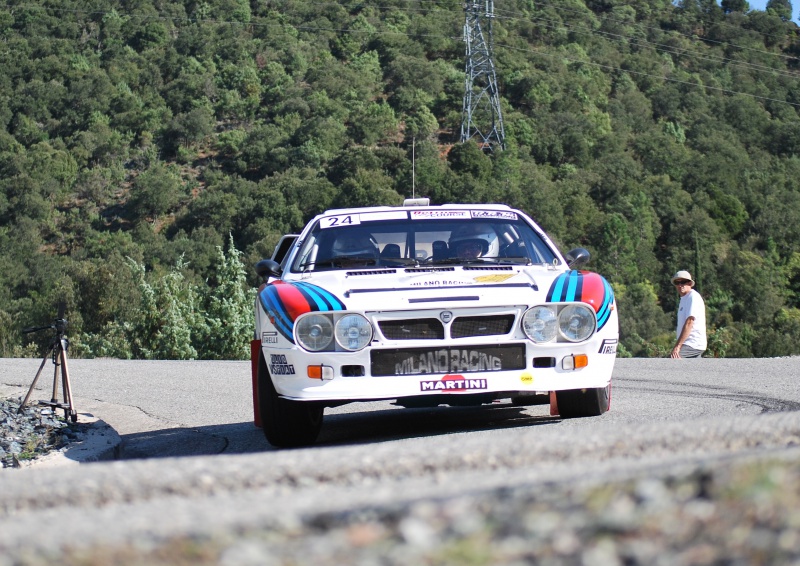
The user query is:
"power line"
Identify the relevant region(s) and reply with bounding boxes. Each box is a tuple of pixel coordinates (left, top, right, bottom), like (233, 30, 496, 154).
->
(495, 0, 800, 64)
(514, 11, 800, 81)
(498, 40, 800, 108)
(2, 0, 799, 108)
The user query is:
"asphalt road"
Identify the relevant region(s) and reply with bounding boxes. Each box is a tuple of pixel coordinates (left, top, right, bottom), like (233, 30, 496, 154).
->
(2, 357, 800, 562)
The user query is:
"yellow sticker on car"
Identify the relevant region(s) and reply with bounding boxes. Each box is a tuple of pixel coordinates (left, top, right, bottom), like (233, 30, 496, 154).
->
(474, 273, 516, 283)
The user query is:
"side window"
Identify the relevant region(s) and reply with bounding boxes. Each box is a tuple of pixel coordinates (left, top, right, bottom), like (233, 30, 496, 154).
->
(292, 233, 322, 272)
(523, 231, 556, 264)
(492, 222, 556, 264)
(272, 235, 299, 263)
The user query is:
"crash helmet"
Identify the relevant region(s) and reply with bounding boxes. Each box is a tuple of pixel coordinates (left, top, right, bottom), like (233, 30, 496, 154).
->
(331, 230, 378, 258)
(448, 223, 499, 257)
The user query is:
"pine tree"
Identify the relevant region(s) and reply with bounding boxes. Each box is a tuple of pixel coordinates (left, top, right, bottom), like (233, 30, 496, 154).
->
(766, 0, 793, 20)
(199, 235, 256, 360)
(127, 258, 200, 360)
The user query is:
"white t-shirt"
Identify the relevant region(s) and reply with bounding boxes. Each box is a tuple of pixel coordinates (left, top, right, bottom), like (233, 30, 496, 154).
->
(676, 288, 707, 351)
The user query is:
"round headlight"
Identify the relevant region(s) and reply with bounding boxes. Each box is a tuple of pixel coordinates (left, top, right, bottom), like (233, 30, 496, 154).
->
(295, 313, 334, 351)
(558, 304, 596, 342)
(522, 306, 558, 343)
(335, 314, 373, 351)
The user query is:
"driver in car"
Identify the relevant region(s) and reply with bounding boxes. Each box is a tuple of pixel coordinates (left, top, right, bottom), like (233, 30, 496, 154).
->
(328, 231, 379, 265)
(454, 239, 483, 259)
(448, 224, 497, 260)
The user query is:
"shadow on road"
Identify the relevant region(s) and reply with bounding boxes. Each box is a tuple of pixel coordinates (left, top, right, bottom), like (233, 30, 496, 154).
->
(118, 403, 560, 460)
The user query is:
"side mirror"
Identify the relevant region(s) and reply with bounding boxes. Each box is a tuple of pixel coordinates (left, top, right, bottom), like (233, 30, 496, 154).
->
(255, 259, 282, 280)
(564, 248, 590, 269)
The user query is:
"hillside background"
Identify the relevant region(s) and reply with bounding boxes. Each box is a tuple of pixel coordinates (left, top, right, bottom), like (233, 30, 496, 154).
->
(2, 0, 800, 359)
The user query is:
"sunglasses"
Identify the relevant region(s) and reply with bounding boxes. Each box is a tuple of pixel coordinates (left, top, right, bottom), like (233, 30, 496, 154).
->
(673, 280, 691, 286)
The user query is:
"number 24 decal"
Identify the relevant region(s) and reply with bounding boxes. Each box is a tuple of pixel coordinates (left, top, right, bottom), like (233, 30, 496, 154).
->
(320, 215, 361, 228)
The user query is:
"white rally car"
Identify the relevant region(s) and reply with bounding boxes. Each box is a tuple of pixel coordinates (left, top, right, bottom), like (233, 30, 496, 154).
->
(251, 200, 618, 447)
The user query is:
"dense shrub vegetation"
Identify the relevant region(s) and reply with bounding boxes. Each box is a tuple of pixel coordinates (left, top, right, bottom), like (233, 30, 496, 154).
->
(2, 0, 800, 359)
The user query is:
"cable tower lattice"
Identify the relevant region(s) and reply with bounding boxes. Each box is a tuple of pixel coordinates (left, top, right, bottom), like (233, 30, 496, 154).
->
(460, 0, 505, 151)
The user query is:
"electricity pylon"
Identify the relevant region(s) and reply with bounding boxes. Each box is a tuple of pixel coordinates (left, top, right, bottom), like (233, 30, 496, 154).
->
(460, 0, 505, 151)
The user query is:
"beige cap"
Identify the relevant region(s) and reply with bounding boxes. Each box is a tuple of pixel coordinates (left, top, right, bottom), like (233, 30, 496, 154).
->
(671, 270, 695, 287)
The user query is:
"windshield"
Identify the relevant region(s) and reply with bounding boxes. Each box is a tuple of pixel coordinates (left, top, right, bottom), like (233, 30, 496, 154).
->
(290, 210, 559, 272)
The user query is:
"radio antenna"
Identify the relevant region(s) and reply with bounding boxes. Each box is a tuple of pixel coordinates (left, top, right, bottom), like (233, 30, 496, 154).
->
(412, 136, 416, 198)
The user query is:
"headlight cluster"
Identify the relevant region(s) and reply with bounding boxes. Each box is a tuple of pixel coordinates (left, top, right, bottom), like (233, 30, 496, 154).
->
(295, 312, 373, 352)
(522, 304, 595, 343)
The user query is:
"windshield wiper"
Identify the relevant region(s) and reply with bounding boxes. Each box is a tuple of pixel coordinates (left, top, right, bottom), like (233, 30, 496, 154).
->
(320, 256, 381, 268)
(379, 257, 420, 267)
(425, 256, 530, 266)
(489, 257, 532, 265)
(424, 257, 488, 266)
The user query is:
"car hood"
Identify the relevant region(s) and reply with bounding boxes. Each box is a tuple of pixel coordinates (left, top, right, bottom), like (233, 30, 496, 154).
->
(336, 266, 536, 309)
(287, 267, 552, 310)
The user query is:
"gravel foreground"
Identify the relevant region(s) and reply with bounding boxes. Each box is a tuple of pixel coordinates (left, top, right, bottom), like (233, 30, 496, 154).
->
(5, 358, 800, 566)
(0, 396, 80, 468)
(4, 452, 799, 566)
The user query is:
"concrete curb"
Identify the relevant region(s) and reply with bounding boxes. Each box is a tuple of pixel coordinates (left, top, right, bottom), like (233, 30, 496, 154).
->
(21, 414, 123, 468)
(2, 383, 123, 468)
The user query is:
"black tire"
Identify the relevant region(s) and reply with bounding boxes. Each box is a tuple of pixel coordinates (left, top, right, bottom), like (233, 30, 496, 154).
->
(555, 384, 610, 419)
(257, 353, 324, 447)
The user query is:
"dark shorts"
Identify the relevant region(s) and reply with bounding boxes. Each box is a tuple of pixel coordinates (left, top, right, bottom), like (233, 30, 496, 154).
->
(679, 345, 704, 358)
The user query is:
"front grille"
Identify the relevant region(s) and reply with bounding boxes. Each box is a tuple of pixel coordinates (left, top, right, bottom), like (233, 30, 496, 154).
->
(379, 319, 444, 340)
(345, 269, 397, 276)
(451, 314, 515, 338)
(405, 267, 455, 273)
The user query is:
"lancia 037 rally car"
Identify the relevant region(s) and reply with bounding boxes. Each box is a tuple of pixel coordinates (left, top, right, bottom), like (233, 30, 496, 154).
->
(251, 200, 618, 447)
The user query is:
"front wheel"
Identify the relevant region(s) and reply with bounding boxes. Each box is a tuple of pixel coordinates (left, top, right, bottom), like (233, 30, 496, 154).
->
(555, 384, 610, 419)
(257, 353, 324, 448)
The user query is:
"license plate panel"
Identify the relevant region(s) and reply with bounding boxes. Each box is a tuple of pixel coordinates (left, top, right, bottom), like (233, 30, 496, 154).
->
(371, 344, 526, 377)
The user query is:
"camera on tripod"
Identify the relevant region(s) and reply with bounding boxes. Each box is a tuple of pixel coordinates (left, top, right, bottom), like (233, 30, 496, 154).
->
(19, 302, 77, 422)
(23, 302, 68, 339)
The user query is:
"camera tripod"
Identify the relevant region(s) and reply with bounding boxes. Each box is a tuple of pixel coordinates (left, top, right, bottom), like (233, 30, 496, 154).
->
(18, 303, 78, 423)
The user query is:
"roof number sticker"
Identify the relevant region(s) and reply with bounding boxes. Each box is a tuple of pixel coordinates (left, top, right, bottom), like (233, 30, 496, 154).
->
(471, 210, 518, 220)
(320, 214, 361, 229)
(410, 210, 471, 220)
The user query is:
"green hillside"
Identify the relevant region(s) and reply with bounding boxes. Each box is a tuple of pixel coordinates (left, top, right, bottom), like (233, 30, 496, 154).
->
(2, 0, 800, 359)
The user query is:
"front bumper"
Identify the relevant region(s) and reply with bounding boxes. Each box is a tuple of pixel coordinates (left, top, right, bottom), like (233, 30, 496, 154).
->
(256, 297, 618, 403)
(263, 340, 616, 402)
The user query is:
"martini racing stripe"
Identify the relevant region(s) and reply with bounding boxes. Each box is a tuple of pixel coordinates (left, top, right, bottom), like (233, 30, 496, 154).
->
(293, 281, 346, 311)
(259, 286, 295, 341)
(546, 271, 615, 330)
(259, 281, 346, 342)
(547, 270, 582, 302)
(595, 276, 614, 328)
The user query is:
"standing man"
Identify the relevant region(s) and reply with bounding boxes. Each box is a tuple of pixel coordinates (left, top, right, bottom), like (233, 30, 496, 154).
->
(670, 270, 706, 359)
